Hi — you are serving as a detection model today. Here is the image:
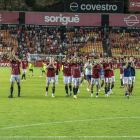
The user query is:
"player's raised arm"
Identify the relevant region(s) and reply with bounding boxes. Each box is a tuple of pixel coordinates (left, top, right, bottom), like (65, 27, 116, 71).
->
(52, 58, 56, 70)
(123, 60, 128, 69)
(45, 62, 51, 69)
(69, 54, 76, 63)
(131, 61, 136, 69)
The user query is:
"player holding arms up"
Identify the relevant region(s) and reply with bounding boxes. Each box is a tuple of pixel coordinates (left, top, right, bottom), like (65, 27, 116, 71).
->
(122, 56, 131, 99)
(129, 56, 136, 95)
(45, 57, 56, 97)
(72, 57, 81, 99)
(80, 57, 85, 86)
(91, 58, 101, 98)
(84, 57, 92, 92)
(62, 56, 75, 97)
(21, 57, 28, 81)
(100, 58, 104, 90)
(110, 58, 115, 94)
(8, 53, 21, 98)
(119, 58, 124, 88)
(102, 57, 113, 97)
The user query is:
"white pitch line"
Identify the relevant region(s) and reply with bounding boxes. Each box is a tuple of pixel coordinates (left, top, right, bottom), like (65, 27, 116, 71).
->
(0, 136, 140, 139)
(0, 116, 140, 130)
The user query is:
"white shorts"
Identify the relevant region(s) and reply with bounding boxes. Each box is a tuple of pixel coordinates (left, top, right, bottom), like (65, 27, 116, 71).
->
(81, 72, 84, 77)
(112, 76, 115, 82)
(64, 76, 72, 84)
(46, 77, 55, 83)
(100, 75, 104, 81)
(123, 77, 132, 85)
(104, 77, 112, 83)
(120, 74, 123, 79)
(10, 75, 20, 83)
(22, 69, 26, 73)
(72, 78, 81, 86)
(131, 76, 135, 82)
(91, 78, 100, 85)
(78, 77, 81, 85)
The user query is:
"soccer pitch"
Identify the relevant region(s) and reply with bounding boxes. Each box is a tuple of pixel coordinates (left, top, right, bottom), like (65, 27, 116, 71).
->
(0, 67, 140, 140)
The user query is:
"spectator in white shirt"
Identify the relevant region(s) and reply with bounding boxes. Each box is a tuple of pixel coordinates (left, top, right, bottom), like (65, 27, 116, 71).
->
(84, 57, 92, 91)
(136, 45, 139, 51)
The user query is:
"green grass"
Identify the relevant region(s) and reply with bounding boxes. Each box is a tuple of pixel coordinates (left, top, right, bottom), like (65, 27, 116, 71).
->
(0, 67, 140, 140)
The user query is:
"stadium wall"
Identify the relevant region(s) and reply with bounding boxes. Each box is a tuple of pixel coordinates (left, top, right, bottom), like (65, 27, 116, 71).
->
(0, 61, 140, 69)
(0, 11, 140, 29)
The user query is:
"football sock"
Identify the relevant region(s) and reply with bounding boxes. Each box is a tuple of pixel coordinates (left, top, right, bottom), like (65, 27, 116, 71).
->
(96, 92, 98, 95)
(101, 83, 103, 87)
(52, 86, 55, 94)
(65, 86, 68, 94)
(10, 86, 13, 95)
(91, 90, 93, 94)
(121, 81, 123, 86)
(73, 87, 75, 94)
(125, 91, 128, 96)
(46, 86, 48, 93)
(105, 86, 108, 94)
(23, 74, 26, 79)
(108, 86, 110, 92)
(21, 74, 24, 79)
(111, 84, 114, 89)
(73, 87, 76, 95)
(131, 85, 133, 92)
(18, 85, 20, 94)
(69, 85, 72, 92)
(76, 88, 78, 94)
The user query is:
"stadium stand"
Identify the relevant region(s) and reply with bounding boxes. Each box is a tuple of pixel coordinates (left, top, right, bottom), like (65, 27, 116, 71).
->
(0, 27, 140, 61)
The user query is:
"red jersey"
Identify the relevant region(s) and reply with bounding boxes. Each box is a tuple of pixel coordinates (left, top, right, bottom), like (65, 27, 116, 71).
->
(22, 60, 28, 69)
(46, 62, 56, 77)
(120, 63, 124, 74)
(103, 62, 112, 78)
(72, 63, 81, 78)
(55, 62, 60, 71)
(91, 64, 100, 78)
(108, 62, 114, 77)
(11, 60, 21, 75)
(62, 62, 72, 76)
(110, 62, 115, 76)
